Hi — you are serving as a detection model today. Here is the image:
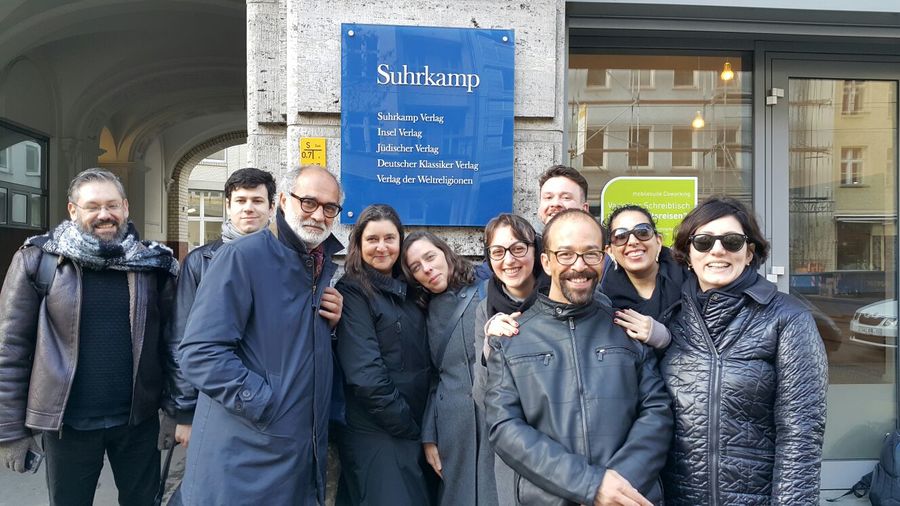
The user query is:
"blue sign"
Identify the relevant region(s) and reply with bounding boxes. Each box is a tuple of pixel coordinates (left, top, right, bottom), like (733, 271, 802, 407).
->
(341, 23, 515, 226)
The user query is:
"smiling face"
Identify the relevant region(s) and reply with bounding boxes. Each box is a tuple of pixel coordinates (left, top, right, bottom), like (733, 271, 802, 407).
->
(405, 238, 451, 294)
(607, 209, 662, 278)
(279, 168, 341, 248)
(541, 214, 605, 305)
(538, 176, 589, 225)
(689, 215, 754, 292)
(488, 225, 536, 299)
(361, 219, 401, 275)
(67, 181, 130, 243)
(226, 185, 274, 234)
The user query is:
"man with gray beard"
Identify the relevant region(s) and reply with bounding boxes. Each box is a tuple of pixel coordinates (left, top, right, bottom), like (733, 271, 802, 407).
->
(177, 165, 344, 505)
(0, 168, 178, 506)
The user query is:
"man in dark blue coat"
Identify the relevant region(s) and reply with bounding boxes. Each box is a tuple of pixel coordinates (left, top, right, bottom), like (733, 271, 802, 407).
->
(178, 165, 344, 505)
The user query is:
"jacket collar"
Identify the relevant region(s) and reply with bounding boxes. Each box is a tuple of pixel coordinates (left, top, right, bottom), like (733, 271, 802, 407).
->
(535, 292, 598, 320)
(364, 264, 407, 298)
(274, 208, 344, 259)
(202, 239, 224, 259)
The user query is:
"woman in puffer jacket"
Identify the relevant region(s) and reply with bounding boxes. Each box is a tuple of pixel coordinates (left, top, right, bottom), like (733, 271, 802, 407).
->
(660, 196, 828, 506)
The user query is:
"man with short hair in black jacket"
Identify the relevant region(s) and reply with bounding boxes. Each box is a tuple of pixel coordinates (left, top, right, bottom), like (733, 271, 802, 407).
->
(485, 209, 672, 506)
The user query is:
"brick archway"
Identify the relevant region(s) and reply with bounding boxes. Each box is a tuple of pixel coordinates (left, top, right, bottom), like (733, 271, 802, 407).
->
(166, 130, 247, 259)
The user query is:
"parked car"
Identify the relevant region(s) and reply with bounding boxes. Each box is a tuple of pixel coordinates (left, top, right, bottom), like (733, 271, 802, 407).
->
(849, 299, 898, 349)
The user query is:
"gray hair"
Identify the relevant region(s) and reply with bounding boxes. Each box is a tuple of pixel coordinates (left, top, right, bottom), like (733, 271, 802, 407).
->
(279, 165, 344, 204)
(68, 168, 127, 202)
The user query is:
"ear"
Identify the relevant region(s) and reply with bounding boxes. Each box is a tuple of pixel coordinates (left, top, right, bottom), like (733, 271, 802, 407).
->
(580, 201, 589, 212)
(122, 199, 130, 219)
(67, 202, 78, 220)
(278, 192, 288, 212)
(540, 252, 552, 276)
(746, 242, 755, 265)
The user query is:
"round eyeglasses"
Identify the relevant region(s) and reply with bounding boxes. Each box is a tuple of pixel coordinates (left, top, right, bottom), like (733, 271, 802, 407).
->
(609, 223, 655, 247)
(487, 241, 531, 261)
(289, 192, 342, 218)
(689, 233, 748, 253)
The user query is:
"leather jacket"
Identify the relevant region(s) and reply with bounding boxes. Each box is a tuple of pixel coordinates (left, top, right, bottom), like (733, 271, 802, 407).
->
(485, 293, 672, 505)
(0, 243, 177, 442)
(660, 274, 828, 505)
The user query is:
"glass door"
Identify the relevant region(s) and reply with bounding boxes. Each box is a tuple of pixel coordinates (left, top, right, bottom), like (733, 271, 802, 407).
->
(768, 58, 899, 489)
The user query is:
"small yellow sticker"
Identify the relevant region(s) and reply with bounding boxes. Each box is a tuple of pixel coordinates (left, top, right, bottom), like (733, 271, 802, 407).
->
(300, 138, 326, 167)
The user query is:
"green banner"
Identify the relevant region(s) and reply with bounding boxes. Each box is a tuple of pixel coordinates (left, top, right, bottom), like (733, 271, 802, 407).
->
(600, 177, 698, 247)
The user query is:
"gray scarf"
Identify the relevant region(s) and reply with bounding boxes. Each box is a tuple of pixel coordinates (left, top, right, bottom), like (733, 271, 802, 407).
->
(220, 219, 245, 243)
(29, 220, 178, 276)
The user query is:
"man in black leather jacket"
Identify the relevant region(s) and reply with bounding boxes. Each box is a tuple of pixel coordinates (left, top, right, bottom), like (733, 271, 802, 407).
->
(485, 209, 672, 506)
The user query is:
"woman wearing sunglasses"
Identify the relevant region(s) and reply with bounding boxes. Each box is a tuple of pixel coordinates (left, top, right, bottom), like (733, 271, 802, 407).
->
(661, 196, 827, 505)
(333, 204, 434, 506)
(401, 231, 499, 506)
(601, 205, 687, 348)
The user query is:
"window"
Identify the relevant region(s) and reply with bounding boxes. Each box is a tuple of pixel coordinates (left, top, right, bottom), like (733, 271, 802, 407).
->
(673, 70, 697, 88)
(24, 143, 40, 176)
(630, 69, 654, 90)
(716, 128, 740, 170)
(628, 127, 651, 167)
(671, 127, 694, 168)
(202, 149, 227, 164)
(0, 121, 47, 230)
(187, 190, 225, 250)
(586, 69, 608, 88)
(841, 147, 864, 185)
(842, 81, 865, 115)
(583, 127, 605, 167)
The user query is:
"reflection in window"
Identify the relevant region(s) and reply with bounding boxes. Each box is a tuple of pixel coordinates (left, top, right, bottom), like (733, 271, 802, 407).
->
(0, 149, 7, 172)
(11, 193, 27, 224)
(842, 81, 865, 115)
(30, 194, 42, 228)
(567, 54, 753, 207)
(628, 127, 651, 168)
(0, 188, 6, 224)
(840, 147, 864, 185)
(24, 143, 40, 176)
(584, 128, 605, 168)
(671, 127, 694, 168)
(0, 121, 47, 230)
(187, 189, 225, 250)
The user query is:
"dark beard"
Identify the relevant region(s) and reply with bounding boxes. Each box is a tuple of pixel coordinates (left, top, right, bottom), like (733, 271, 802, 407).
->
(559, 269, 598, 305)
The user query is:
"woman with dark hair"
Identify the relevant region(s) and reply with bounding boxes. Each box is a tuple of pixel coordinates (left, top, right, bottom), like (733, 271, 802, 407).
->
(601, 204, 687, 348)
(401, 231, 498, 506)
(661, 196, 828, 505)
(470, 213, 549, 505)
(334, 204, 432, 506)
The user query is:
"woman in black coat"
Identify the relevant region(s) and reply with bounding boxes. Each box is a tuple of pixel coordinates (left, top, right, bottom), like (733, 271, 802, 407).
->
(401, 231, 498, 506)
(600, 204, 687, 349)
(660, 196, 828, 505)
(334, 204, 432, 506)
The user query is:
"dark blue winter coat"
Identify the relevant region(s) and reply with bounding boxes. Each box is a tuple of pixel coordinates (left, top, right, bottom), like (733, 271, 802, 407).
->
(178, 216, 342, 506)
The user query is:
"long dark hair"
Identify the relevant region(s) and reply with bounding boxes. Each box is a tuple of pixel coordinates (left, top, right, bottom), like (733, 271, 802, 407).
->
(344, 204, 404, 295)
(401, 231, 475, 307)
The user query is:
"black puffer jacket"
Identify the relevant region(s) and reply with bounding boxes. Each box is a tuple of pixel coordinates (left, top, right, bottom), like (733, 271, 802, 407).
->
(660, 273, 828, 506)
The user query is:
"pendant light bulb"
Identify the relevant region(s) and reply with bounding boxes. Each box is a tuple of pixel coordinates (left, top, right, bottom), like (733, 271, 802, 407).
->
(691, 110, 705, 129)
(720, 61, 735, 81)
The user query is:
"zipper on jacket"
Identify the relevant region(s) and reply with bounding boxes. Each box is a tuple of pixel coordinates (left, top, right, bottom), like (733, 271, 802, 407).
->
(59, 261, 83, 434)
(568, 317, 592, 461)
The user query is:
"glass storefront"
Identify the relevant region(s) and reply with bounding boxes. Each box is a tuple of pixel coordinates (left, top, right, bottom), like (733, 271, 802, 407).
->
(567, 54, 753, 224)
(0, 122, 47, 229)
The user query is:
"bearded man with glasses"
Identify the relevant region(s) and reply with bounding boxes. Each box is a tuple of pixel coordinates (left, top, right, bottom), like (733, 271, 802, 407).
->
(177, 165, 344, 506)
(485, 209, 672, 506)
(0, 168, 178, 506)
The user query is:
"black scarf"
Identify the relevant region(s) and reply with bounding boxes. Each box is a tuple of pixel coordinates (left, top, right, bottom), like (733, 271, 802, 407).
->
(601, 246, 685, 324)
(485, 235, 550, 315)
(690, 264, 758, 314)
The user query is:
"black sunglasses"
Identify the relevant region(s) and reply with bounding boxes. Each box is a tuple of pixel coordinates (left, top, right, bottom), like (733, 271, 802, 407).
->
(689, 233, 749, 253)
(610, 223, 656, 246)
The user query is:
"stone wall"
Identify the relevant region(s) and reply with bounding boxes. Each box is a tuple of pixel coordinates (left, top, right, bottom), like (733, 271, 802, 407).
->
(246, 0, 565, 253)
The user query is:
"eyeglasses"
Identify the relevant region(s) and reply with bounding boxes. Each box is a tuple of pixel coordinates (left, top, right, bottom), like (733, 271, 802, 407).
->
(289, 192, 342, 218)
(609, 223, 656, 246)
(547, 249, 605, 266)
(70, 201, 124, 215)
(487, 241, 531, 261)
(689, 233, 749, 253)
